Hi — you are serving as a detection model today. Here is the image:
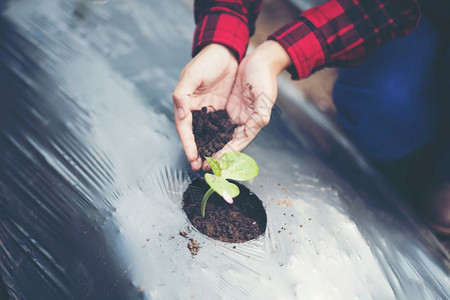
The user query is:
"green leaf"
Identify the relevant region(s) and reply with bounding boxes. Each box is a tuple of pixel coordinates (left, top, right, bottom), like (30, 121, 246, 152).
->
(205, 157, 221, 176)
(205, 173, 240, 198)
(220, 152, 259, 181)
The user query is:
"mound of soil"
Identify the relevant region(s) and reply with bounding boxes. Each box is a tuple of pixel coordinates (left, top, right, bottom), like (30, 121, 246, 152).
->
(192, 107, 237, 158)
(183, 178, 267, 243)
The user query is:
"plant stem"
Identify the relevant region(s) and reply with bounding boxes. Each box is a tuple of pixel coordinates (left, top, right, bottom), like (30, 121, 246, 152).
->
(201, 187, 215, 218)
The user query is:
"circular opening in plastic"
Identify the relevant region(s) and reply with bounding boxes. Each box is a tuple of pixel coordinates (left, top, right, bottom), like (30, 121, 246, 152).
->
(182, 178, 267, 243)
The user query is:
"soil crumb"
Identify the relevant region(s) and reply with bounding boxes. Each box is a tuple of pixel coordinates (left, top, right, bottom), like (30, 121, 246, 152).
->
(179, 230, 201, 255)
(187, 238, 200, 255)
(192, 107, 237, 158)
(183, 178, 267, 243)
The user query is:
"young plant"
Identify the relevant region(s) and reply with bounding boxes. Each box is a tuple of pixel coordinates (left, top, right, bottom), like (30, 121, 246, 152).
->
(201, 152, 259, 217)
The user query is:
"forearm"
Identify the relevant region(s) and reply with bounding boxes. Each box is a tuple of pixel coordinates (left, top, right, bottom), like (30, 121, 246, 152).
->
(268, 0, 421, 80)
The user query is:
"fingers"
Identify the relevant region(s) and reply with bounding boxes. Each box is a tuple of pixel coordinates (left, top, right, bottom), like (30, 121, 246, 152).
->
(173, 104, 202, 170)
(211, 122, 261, 163)
(173, 70, 203, 170)
(205, 87, 273, 169)
(200, 115, 267, 171)
(192, 158, 203, 170)
(201, 125, 250, 171)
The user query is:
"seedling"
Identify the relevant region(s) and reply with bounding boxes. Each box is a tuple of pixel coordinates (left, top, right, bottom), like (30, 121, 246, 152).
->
(201, 152, 259, 217)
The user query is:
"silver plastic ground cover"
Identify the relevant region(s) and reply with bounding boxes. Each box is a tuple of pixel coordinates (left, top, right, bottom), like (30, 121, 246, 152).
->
(0, 0, 449, 299)
(288, 0, 327, 10)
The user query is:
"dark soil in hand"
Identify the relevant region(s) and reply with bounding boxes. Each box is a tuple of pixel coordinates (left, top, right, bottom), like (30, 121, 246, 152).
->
(183, 178, 267, 243)
(192, 107, 237, 158)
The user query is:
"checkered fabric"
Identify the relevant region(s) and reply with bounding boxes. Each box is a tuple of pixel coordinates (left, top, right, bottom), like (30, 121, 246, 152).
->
(192, 0, 421, 80)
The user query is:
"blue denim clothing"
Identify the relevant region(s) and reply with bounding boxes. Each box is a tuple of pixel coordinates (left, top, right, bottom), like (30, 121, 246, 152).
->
(333, 15, 449, 164)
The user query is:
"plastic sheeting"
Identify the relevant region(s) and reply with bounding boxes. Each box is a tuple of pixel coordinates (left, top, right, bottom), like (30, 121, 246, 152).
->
(0, 0, 449, 299)
(289, 0, 327, 10)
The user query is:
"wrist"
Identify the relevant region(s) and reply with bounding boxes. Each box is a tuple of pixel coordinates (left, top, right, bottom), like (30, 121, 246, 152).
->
(252, 41, 292, 75)
(202, 43, 238, 62)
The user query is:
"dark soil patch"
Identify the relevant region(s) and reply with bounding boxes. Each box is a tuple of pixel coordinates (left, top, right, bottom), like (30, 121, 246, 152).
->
(183, 178, 267, 243)
(192, 107, 237, 159)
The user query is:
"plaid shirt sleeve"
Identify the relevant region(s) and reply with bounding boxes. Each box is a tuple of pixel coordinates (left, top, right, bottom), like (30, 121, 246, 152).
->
(268, 0, 421, 79)
(192, 0, 262, 61)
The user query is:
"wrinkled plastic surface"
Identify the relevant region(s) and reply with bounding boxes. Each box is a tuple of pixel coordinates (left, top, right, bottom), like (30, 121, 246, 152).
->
(0, 0, 449, 299)
(289, 0, 327, 10)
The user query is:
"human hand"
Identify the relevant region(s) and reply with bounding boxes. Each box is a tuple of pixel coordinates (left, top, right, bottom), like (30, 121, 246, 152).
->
(173, 44, 238, 170)
(209, 41, 291, 168)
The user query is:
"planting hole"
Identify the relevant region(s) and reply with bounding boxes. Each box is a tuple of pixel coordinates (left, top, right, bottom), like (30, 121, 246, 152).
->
(183, 178, 267, 243)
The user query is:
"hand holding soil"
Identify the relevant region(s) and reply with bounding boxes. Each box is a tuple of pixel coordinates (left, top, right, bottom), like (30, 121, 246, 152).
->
(214, 41, 291, 163)
(172, 43, 238, 170)
(173, 41, 291, 170)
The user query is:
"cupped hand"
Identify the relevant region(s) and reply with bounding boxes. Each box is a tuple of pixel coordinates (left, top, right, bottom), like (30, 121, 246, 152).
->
(210, 41, 291, 167)
(173, 44, 238, 170)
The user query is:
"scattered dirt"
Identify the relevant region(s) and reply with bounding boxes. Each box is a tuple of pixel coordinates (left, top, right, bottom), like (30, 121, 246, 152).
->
(277, 199, 293, 206)
(192, 107, 237, 159)
(179, 230, 201, 255)
(183, 178, 267, 243)
(187, 238, 200, 255)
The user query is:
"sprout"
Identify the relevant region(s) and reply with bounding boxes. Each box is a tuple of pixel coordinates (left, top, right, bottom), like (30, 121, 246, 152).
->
(201, 152, 259, 218)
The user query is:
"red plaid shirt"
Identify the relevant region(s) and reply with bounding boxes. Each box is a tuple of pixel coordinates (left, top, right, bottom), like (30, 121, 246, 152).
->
(192, 0, 421, 80)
